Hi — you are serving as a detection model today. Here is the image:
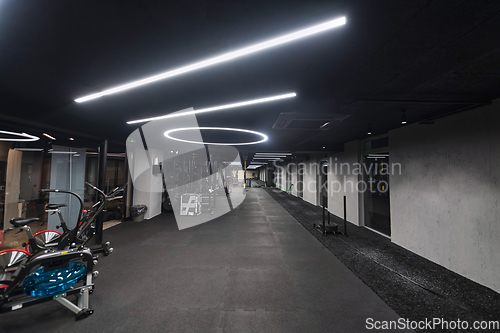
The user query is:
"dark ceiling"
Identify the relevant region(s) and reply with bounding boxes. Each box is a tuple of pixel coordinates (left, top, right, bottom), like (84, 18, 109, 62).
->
(1, 0, 499, 153)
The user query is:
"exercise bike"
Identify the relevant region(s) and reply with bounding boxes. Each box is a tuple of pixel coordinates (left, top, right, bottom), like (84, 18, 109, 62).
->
(0, 183, 123, 320)
(16, 183, 123, 256)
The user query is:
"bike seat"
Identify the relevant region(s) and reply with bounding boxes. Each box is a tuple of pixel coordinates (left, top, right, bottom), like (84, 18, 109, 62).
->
(46, 203, 67, 210)
(10, 218, 39, 227)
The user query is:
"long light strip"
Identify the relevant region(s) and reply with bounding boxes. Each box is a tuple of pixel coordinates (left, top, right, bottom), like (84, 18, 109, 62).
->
(254, 153, 288, 155)
(253, 157, 282, 160)
(254, 155, 288, 157)
(14, 148, 44, 152)
(75, 17, 346, 103)
(126, 93, 296, 124)
(48, 149, 77, 154)
(0, 130, 39, 142)
(43, 133, 56, 140)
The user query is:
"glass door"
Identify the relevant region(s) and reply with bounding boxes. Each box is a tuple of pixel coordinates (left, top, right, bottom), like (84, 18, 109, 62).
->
(363, 153, 391, 236)
(318, 162, 328, 207)
(297, 163, 304, 198)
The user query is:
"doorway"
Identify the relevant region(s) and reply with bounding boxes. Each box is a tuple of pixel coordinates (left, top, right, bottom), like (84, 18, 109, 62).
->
(318, 162, 328, 207)
(363, 153, 391, 236)
(297, 163, 304, 198)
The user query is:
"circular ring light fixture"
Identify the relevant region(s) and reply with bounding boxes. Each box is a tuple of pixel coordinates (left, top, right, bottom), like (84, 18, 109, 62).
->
(0, 130, 39, 142)
(164, 127, 268, 146)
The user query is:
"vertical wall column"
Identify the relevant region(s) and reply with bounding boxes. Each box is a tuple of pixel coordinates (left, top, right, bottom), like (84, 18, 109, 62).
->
(132, 148, 163, 220)
(95, 140, 107, 244)
(122, 157, 129, 221)
(3, 150, 22, 229)
(303, 160, 318, 206)
(328, 141, 362, 226)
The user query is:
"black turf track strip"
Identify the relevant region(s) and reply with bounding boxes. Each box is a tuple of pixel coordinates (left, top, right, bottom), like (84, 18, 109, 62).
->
(264, 187, 500, 333)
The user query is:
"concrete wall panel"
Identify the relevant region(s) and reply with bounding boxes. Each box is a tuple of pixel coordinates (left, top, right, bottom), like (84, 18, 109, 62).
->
(390, 101, 500, 293)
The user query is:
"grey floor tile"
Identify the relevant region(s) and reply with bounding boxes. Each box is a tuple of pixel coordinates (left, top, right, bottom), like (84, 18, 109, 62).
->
(233, 232, 277, 247)
(148, 267, 228, 309)
(170, 245, 236, 268)
(231, 246, 285, 268)
(273, 231, 324, 248)
(223, 268, 298, 311)
(266, 216, 297, 224)
(189, 231, 235, 246)
(0, 188, 411, 333)
(222, 310, 282, 333)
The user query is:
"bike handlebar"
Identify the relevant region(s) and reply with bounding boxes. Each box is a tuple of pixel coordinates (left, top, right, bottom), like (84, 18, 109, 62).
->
(86, 182, 127, 200)
(40, 189, 83, 224)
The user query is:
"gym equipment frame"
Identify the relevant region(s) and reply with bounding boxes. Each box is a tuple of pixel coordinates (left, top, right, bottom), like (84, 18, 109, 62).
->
(1, 247, 96, 320)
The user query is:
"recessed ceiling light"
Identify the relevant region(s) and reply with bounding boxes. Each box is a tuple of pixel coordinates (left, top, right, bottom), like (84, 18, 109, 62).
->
(0, 130, 39, 142)
(43, 133, 56, 140)
(323, 146, 326, 149)
(75, 17, 345, 103)
(164, 127, 268, 146)
(126, 93, 296, 124)
(69, 137, 75, 141)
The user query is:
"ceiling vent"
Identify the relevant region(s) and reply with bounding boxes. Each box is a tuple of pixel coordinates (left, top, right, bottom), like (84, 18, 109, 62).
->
(272, 113, 350, 130)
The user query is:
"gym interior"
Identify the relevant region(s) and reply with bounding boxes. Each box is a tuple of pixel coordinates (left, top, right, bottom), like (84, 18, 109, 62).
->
(0, 1, 499, 332)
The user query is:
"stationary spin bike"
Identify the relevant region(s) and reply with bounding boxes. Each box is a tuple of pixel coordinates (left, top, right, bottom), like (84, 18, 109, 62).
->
(0, 183, 122, 320)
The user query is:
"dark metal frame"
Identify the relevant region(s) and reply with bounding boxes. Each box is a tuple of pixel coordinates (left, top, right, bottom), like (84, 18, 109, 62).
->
(1, 247, 95, 320)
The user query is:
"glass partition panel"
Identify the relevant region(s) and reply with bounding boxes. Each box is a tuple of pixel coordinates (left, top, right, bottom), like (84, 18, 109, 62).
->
(48, 146, 86, 230)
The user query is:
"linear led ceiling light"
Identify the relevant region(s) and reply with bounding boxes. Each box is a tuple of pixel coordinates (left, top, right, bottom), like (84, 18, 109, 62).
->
(127, 93, 296, 124)
(253, 157, 282, 159)
(254, 152, 292, 155)
(48, 149, 78, 154)
(43, 133, 56, 140)
(254, 154, 288, 157)
(164, 127, 268, 146)
(254, 155, 289, 158)
(367, 154, 389, 158)
(0, 130, 39, 142)
(75, 17, 346, 103)
(254, 153, 288, 155)
(14, 148, 44, 152)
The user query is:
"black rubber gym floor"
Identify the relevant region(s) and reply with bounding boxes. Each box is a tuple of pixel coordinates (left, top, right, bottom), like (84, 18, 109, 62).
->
(264, 187, 500, 333)
(0, 188, 413, 332)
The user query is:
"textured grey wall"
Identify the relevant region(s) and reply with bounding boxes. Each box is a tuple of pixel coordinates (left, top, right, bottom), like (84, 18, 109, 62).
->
(303, 161, 317, 206)
(328, 141, 362, 226)
(390, 100, 500, 293)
